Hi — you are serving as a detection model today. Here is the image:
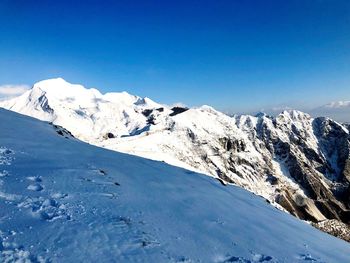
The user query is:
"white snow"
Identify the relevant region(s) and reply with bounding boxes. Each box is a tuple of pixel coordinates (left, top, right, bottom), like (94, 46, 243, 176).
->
(1, 108, 350, 262)
(0, 78, 166, 142)
(0, 78, 349, 227)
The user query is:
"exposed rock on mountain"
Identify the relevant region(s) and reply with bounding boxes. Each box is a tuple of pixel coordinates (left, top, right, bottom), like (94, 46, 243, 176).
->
(2, 108, 350, 262)
(313, 219, 350, 242)
(1, 78, 349, 241)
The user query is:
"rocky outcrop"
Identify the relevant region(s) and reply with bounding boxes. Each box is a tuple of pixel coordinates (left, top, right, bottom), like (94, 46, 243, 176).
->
(229, 112, 350, 241)
(51, 124, 75, 139)
(169, 106, 189, 116)
(313, 219, 350, 242)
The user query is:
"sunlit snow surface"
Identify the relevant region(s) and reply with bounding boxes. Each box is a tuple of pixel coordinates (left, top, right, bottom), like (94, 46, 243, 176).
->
(0, 109, 350, 262)
(3, 78, 345, 207)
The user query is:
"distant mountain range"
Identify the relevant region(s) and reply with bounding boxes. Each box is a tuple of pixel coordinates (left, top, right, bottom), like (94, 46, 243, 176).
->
(246, 101, 350, 123)
(310, 101, 350, 123)
(1, 78, 349, 241)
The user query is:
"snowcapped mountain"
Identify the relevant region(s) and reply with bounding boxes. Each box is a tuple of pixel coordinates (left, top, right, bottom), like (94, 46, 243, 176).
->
(1, 108, 350, 262)
(0, 78, 165, 142)
(1, 78, 350, 241)
(310, 100, 350, 123)
(323, 101, 350, 108)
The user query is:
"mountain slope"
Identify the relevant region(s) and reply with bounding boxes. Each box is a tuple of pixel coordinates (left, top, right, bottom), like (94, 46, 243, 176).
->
(1, 78, 350, 241)
(0, 78, 166, 142)
(1, 108, 350, 262)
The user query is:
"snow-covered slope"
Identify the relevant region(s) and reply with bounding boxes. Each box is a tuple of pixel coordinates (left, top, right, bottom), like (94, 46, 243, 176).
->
(1, 78, 350, 241)
(1, 108, 350, 262)
(0, 78, 167, 142)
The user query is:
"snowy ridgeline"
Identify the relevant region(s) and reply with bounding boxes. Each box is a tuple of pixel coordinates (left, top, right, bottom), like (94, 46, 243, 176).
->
(0, 109, 350, 262)
(1, 78, 350, 234)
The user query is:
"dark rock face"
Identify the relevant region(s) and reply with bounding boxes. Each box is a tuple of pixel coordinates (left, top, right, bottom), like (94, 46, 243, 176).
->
(169, 107, 189, 116)
(219, 138, 246, 152)
(147, 115, 156, 125)
(38, 94, 54, 114)
(107, 133, 115, 139)
(51, 124, 75, 139)
(228, 112, 350, 241)
(102, 132, 115, 139)
(265, 174, 278, 185)
(142, 109, 153, 117)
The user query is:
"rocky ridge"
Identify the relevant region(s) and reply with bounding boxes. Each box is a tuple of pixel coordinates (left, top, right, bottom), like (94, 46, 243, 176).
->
(1, 78, 349, 241)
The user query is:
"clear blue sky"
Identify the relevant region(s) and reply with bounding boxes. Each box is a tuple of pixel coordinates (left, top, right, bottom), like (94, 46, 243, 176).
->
(0, 0, 349, 113)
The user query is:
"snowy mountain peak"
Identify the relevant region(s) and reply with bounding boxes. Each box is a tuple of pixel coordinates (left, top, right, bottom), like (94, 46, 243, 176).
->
(254, 111, 270, 118)
(31, 78, 160, 109)
(278, 109, 312, 121)
(32, 78, 102, 99)
(1, 78, 350, 242)
(104, 91, 139, 105)
(34, 77, 81, 90)
(323, 100, 350, 109)
(0, 78, 168, 140)
(134, 96, 160, 108)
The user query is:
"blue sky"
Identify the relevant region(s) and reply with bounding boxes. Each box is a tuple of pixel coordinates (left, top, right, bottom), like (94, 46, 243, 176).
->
(0, 0, 349, 113)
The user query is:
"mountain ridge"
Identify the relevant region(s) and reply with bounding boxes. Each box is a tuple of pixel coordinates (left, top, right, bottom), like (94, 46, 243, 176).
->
(2, 107, 350, 262)
(1, 78, 350, 241)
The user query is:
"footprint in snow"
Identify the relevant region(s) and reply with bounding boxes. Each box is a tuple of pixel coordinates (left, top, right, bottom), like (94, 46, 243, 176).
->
(26, 176, 42, 182)
(298, 254, 318, 261)
(0, 230, 44, 262)
(98, 192, 118, 199)
(27, 183, 44, 191)
(221, 256, 251, 263)
(252, 254, 273, 262)
(0, 147, 14, 165)
(98, 169, 107, 175)
(110, 216, 132, 234)
(221, 253, 274, 263)
(19, 197, 70, 221)
(26, 177, 44, 191)
(51, 192, 68, 199)
(0, 170, 9, 177)
(171, 255, 192, 262)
